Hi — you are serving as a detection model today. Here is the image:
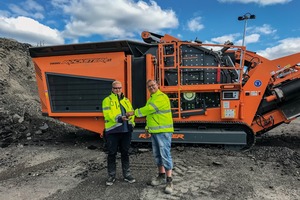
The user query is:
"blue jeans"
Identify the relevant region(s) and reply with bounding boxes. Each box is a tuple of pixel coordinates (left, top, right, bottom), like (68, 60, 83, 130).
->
(151, 132, 173, 171)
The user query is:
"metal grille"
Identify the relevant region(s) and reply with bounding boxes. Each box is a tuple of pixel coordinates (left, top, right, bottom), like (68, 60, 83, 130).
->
(46, 73, 113, 112)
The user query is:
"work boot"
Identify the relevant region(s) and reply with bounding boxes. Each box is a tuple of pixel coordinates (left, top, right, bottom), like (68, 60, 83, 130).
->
(106, 176, 116, 186)
(124, 175, 136, 183)
(164, 177, 173, 194)
(150, 173, 166, 186)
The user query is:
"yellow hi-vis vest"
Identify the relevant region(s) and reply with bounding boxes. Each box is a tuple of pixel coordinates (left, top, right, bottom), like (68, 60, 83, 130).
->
(134, 89, 174, 134)
(102, 93, 135, 133)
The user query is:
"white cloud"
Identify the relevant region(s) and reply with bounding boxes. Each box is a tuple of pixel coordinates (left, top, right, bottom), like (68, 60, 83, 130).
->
(209, 33, 260, 46)
(8, 0, 45, 20)
(257, 37, 300, 59)
(218, 0, 292, 6)
(55, 0, 178, 40)
(187, 17, 204, 32)
(0, 0, 178, 45)
(0, 16, 64, 45)
(250, 24, 277, 35)
(211, 33, 240, 44)
(26, 0, 44, 12)
(235, 33, 260, 46)
(177, 33, 183, 38)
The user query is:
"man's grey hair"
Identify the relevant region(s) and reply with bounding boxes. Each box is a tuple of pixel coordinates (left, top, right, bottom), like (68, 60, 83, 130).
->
(146, 80, 158, 85)
(112, 80, 122, 87)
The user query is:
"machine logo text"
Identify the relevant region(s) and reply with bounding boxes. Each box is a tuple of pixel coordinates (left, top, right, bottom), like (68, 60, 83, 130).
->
(50, 57, 112, 65)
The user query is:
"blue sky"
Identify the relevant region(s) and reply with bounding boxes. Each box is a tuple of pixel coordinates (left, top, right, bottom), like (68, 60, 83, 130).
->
(0, 0, 299, 59)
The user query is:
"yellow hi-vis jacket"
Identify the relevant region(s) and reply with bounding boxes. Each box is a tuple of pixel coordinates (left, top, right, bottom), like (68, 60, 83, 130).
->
(134, 89, 174, 134)
(102, 93, 135, 134)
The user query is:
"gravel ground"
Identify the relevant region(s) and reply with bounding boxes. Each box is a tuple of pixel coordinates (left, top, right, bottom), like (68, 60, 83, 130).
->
(0, 123, 300, 200)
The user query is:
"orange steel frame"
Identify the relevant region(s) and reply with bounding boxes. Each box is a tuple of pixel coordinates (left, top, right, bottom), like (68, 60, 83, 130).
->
(151, 35, 300, 135)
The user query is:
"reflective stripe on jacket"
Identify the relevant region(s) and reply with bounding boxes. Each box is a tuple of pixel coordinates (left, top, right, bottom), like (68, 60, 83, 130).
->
(102, 92, 135, 134)
(134, 89, 173, 134)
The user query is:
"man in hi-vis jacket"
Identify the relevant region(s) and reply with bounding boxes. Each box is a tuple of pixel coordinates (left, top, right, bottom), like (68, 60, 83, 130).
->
(102, 80, 135, 186)
(129, 79, 174, 194)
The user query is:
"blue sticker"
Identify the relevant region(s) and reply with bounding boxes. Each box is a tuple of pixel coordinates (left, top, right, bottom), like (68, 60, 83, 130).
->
(254, 80, 262, 87)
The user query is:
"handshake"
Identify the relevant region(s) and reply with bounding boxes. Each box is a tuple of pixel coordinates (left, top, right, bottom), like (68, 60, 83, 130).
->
(126, 111, 134, 117)
(121, 111, 134, 121)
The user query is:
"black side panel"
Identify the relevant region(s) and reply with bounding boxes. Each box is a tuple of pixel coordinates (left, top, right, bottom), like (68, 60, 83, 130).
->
(46, 73, 113, 112)
(181, 45, 218, 67)
(131, 57, 147, 109)
(163, 45, 236, 85)
(29, 40, 153, 58)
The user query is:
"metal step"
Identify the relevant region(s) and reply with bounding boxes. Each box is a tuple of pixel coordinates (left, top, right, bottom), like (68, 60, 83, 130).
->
(131, 128, 247, 145)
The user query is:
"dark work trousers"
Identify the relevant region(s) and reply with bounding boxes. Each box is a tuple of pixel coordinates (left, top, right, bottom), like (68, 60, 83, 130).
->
(106, 132, 132, 178)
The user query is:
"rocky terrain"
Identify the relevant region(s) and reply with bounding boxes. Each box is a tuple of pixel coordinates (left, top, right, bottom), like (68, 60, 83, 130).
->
(0, 38, 299, 200)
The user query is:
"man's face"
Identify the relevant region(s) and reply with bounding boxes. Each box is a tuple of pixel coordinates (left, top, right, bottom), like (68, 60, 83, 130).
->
(112, 83, 122, 95)
(147, 81, 158, 94)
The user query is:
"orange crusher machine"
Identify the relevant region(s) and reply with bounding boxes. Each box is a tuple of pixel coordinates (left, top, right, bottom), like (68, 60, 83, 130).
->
(29, 31, 300, 149)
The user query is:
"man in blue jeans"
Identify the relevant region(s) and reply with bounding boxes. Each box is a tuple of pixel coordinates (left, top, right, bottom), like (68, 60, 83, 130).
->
(129, 79, 174, 194)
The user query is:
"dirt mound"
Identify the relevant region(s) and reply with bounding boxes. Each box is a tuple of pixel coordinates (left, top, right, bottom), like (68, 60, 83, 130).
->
(0, 38, 38, 115)
(0, 38, 80, 148)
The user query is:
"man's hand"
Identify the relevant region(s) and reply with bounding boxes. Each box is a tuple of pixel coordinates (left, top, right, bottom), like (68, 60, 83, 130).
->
(126, 111, 134, 117)
(121, 116, 129, 121)
(145, 129, 150, 138)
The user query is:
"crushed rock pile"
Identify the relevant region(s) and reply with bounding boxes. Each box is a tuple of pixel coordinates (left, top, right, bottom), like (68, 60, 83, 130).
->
(0, 38, 79, 148)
